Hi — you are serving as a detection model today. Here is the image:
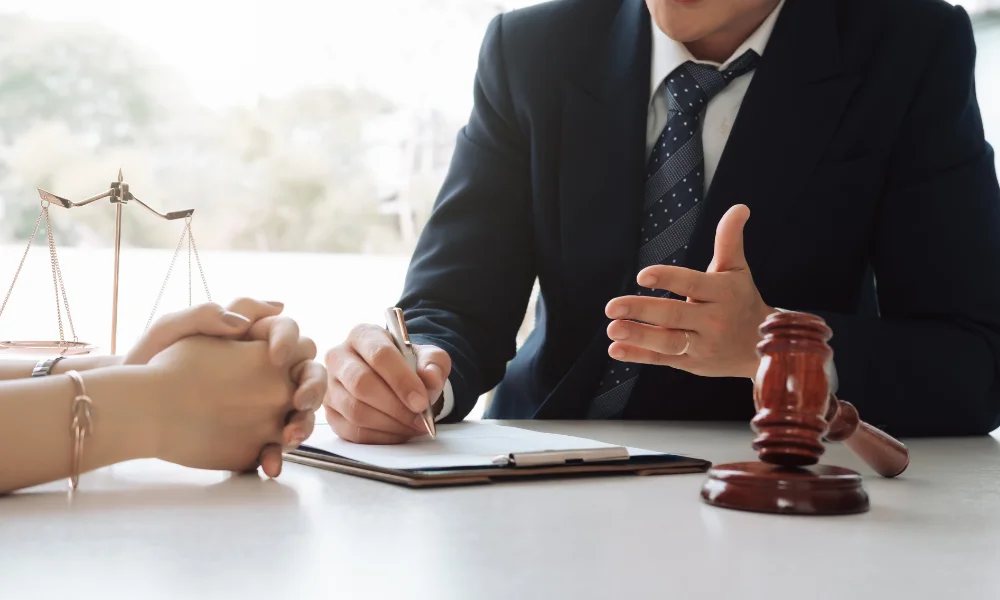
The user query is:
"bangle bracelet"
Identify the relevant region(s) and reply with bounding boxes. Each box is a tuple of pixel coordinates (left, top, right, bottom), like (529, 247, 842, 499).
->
(65, 370, 93, 492)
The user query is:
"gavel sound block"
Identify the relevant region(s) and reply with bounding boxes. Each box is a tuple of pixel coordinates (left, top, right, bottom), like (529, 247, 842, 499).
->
(700, 311, 909, 515)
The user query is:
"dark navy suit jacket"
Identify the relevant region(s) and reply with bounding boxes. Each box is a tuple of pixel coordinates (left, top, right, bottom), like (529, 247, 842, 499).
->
(398, 0, 1000, 436)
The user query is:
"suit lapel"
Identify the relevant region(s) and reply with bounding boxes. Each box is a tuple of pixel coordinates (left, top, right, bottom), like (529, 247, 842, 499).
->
(558, 0, 650, 327)
(683, 0, 860, 274)
(535, 0, 650, 418)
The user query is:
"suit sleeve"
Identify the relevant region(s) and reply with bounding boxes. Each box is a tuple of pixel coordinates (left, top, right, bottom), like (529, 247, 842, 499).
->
(811, 6, 1000, 436)
(397, 13, 535, 422)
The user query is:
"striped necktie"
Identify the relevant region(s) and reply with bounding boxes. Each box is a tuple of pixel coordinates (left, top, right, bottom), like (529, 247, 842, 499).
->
(587, 50, 760, 419)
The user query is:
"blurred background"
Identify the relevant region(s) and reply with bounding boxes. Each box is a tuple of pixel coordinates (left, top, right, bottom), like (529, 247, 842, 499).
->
(1, 0, 999, 416)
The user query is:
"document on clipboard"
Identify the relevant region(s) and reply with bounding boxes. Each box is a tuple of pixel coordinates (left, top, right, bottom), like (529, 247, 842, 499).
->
(285, 422, 711, 488)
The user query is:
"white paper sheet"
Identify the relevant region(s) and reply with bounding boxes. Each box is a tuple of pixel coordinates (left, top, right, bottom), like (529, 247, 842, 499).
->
(298, 422, 661, 471)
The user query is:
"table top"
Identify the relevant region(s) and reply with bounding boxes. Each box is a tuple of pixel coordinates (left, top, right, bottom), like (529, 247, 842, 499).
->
(2, 420, 998, 600)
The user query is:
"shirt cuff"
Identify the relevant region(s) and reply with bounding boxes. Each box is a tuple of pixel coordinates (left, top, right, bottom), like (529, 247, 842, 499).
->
(436, 378, 455, 422)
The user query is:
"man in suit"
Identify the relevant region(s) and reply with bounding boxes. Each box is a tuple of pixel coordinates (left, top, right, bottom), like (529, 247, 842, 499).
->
(323, 0, 1000, 443)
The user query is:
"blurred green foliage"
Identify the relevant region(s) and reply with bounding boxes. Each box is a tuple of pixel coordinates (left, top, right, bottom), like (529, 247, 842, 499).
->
(0, 13, 459, 254)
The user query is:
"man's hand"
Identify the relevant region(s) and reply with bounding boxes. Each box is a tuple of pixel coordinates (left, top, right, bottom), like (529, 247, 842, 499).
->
(324, 324, 451, 444)
(605, 204, 774, 379)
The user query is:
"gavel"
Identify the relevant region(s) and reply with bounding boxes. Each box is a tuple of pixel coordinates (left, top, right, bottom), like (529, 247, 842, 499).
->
(748, 310, 909, 477)
(701, 310, 909, 515)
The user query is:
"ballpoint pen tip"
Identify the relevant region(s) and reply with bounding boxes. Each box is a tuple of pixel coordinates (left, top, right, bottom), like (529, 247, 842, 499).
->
(422, 414, 436, 439)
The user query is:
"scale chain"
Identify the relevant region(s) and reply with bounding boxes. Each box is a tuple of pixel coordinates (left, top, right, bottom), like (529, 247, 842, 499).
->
(0, 208, 45, 324)
(143, 219, 212, 332)
(44, 205, 79, 343)
(187, 222, 193, 307)
(188, 222, 211, 303)
(145, 225, 188, 332)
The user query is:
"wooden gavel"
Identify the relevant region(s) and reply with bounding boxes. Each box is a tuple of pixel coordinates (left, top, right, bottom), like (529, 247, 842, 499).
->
(750, 311, 909, 478)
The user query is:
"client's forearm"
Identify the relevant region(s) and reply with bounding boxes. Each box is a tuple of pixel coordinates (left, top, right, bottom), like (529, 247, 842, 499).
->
(0, 366, 159, 494)
(0, 355, 123, 381)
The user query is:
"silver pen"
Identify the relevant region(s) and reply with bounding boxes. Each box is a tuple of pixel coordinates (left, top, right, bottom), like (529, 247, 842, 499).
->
(385, 307, 436, 439)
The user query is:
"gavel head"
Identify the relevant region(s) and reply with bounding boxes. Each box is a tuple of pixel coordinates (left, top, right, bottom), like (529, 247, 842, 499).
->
(751, 311, 834, 467)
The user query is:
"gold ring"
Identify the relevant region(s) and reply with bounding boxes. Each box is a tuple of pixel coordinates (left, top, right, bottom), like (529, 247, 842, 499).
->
(678, 331, 691, 355)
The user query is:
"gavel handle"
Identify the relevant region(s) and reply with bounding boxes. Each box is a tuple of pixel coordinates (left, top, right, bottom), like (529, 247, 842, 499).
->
(824, 397, 910, 478)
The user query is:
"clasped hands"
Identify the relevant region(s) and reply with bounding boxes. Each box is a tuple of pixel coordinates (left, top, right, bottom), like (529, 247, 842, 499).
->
(122, 298, 326, 478)
(606, 204, 774, 379)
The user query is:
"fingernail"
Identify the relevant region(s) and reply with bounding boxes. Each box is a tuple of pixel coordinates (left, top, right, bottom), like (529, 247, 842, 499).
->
(609, 324, 630, 340)
(638, 273, 657, 287)
(265, 301, 284, 310)
(609, 345, 626, 359)
(608, 305, 627, 319)
(286, 428, 306, 446)
(297, 391, 318, 411)
(407, 391, 427, 412)
(222, 311, 250, 327)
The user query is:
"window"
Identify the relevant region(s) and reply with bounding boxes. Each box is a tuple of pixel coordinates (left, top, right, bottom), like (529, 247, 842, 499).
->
(1, 2, 999, 420)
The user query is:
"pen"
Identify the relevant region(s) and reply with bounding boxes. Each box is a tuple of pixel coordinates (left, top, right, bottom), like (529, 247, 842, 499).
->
(385, 307, 436, 440)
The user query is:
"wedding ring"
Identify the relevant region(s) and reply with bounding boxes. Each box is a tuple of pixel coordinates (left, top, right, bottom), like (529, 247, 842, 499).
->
(678, 331, 691, 355)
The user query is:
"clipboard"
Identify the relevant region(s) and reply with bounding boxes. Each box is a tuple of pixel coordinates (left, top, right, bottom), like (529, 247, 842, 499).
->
(284, 437, 711, 488)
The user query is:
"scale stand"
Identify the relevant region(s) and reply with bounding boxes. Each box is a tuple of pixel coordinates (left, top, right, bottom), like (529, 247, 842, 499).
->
(0, 169, 211, 355)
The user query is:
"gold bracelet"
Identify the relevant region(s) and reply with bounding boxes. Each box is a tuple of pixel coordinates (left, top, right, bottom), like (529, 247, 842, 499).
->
(65, 370, 93, 492)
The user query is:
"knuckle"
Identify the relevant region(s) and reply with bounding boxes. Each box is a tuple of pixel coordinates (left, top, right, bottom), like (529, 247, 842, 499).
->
(704, 310, 725, 332)
(367, 342, 398, 373)
(324, 383, 345, 407)
(229, 296, 255, 309)
(280, 316, 301, 335)
(325, 346, 344, 368)
(195, 302, 226, 321)
(343, 364, 375, 397)
(341, 395, 363, 422)
(348, 323, 377, 341)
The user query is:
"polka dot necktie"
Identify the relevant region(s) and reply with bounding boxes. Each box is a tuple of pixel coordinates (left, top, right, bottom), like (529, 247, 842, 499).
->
(587, 50, 760, 419)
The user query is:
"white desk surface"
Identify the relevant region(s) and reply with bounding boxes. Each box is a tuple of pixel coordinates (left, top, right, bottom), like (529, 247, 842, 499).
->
(2, 420, 998, 600)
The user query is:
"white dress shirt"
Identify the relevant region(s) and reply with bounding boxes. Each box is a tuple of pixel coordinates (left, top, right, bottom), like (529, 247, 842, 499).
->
(436, 1, 786, 421)
(647, 0, 785, 190)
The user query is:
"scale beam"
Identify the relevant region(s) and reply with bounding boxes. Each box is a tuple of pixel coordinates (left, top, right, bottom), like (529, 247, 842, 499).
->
(1, 169, 208, 355)
(37, 188, 113, 209)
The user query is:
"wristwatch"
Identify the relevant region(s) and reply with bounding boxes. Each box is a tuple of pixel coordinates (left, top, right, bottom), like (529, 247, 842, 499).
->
(31, 356, 66, 377)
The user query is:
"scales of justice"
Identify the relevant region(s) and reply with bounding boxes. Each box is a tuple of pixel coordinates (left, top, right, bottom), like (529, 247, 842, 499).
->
(0, 169, 211, 356)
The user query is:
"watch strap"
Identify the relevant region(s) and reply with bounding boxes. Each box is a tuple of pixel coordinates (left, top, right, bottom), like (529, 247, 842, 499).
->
(31, 356, 66, 377)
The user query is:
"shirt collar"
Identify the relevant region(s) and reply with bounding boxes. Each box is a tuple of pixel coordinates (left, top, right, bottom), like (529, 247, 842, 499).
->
(649, 0, 785, 104)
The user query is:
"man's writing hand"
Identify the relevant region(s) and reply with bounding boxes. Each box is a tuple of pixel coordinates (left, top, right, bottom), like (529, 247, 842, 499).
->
(324, 324, 451, 444)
